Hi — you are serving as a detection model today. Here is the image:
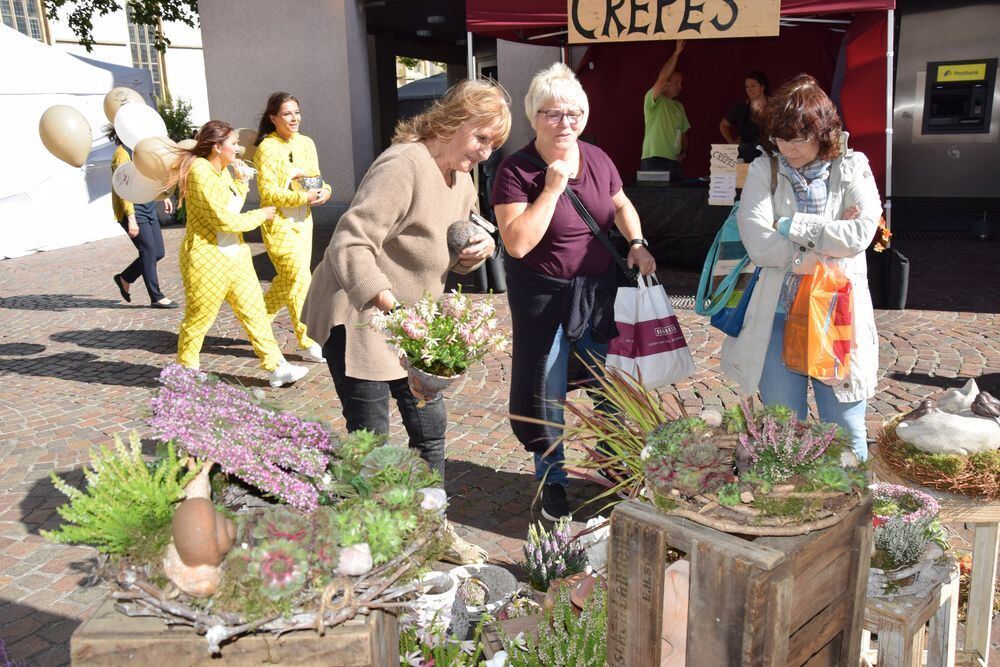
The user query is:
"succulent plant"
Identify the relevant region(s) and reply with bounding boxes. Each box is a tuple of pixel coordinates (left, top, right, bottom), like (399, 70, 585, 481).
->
(336, 429, 386, 466)
(252, 507, 312, 544)
(360, 445, 422, 478)
(379, 485, 417, 510)
(722, 404, 747, 434)
(645, 440, 735, 499)
(810, 464, 854, 493)
(248, 540, 309, 600)
(645, 418, 707, 457)
(717, 482, 741, 507)
(364, 507, 407, 565)
(334, 507, 366, 547)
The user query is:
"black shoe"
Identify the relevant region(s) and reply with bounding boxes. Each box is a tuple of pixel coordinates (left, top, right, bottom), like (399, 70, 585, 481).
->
(541, 484, 572, 522)
(151, 299, 179, 309)
(113, 274, 131, 303)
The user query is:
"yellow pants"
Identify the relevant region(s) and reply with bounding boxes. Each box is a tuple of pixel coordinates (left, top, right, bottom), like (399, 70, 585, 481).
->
(177, 241, 284, 371)
(262, 215, 316, 349)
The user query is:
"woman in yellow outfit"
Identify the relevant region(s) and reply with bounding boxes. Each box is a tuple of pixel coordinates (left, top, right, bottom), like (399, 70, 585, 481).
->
(168, 120, 309, 387)
(253, 92, 330, 363)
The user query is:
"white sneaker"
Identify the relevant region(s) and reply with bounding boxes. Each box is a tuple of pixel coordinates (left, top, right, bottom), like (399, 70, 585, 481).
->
(301, 343, 326, 363)
(268, 361, 308, 388)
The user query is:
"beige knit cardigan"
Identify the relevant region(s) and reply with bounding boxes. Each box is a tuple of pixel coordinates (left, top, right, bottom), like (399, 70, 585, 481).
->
(301, 141, 481, 381)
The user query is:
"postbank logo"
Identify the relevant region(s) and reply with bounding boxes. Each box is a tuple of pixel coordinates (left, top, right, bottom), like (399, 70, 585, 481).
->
(937, 63, 986, 83)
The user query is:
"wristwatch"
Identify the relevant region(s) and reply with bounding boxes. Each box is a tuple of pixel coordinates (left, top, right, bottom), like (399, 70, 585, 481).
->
(629, 238, 649, 248)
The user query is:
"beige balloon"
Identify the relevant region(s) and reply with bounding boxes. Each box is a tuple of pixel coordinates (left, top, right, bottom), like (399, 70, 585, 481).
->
(177, 138, 198, 151)
(103, 87, 145, 123)
(236, 127, 259, 162)
(39, 105, 92, 168)
(134, 136, 179, 182)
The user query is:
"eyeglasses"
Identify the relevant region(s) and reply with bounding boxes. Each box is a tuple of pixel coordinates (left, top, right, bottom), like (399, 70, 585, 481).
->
(770, 136, 813, 146)
(539, 109, 584, 125)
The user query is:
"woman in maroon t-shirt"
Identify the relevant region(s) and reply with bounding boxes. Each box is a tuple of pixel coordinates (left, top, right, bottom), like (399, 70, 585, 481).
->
(493, 63, 656, 522)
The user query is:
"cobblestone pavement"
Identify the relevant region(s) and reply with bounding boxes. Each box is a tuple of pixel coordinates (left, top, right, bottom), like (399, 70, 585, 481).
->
(0, 224, 997, 664)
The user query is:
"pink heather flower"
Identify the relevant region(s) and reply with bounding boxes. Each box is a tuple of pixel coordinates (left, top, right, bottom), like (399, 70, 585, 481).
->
(401, 315, 428, 340)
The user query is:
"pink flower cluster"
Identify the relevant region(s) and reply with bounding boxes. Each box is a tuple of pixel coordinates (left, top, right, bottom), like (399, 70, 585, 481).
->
(871, 482, 940, 525)
(149, 364, 333, 512)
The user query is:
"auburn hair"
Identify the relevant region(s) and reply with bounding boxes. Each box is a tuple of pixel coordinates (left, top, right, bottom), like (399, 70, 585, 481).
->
(763, 74, 842, 161)
(166, 120, 235, 204)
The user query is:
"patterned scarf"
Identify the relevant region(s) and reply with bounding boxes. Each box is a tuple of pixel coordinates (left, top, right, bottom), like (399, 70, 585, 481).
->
(778, 155, 831, 215)
(776, 156, 832, 312)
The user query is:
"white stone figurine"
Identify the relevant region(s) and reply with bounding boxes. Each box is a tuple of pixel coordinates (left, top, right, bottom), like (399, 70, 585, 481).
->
(896, 401, 1000, 456)
(937, 378, 979, 415)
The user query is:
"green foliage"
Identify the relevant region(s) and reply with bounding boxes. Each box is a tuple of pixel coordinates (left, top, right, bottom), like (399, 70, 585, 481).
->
(42, 432, 198, 558)
(899, 442, 964, 475)
(808, 464, 855, 493)
(499, 585, 607, 666)
(156, 96, 194, 142)
(722, 404, 747, 433)
(873, 516, 931, 569)
(645, 438, 735, 499)
(752, 495, 810, 518)
(210, 547, 295, 620)
(645, 418, 706, 457)
(398, 616, 484, 666)
(45, 0, 198, 52)
(717, 482, 741, 507)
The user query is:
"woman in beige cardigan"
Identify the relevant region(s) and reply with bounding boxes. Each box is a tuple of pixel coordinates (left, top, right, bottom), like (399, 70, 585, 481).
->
(302, 80, 511, 563)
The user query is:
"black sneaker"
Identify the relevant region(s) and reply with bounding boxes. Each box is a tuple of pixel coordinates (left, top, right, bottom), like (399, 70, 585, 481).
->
(541, 484, 572, 522)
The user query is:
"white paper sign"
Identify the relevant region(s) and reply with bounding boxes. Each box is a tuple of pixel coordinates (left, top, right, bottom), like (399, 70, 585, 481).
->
(709, 144, 739, 206)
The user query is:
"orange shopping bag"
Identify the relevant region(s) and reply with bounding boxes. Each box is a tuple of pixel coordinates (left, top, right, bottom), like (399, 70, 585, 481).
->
(782, 260, 853, 385)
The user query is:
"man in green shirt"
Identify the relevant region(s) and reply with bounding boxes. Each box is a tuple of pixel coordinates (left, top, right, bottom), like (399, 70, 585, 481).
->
(641, 40, 690, 180)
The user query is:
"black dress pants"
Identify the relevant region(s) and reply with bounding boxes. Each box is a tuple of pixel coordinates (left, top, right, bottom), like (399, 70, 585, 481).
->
(119, 210, 165, 303)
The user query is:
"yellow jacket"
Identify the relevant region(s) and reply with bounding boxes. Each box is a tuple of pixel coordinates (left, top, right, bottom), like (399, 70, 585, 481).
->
(182, 158, 267, 256)
(254, 132, 330, 224)
(111, 146, 135, 221)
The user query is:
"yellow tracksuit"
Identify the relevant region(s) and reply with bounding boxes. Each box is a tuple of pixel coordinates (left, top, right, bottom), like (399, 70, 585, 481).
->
(177, 158, 284, 371)
(253, 132, 330, 349)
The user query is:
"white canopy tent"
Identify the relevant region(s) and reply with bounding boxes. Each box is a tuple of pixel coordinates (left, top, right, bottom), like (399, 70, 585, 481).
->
(0, 24, 155, 259)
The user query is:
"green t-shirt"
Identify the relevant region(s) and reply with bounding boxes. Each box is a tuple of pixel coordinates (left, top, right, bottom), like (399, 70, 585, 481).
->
(641, 89, 691, 160)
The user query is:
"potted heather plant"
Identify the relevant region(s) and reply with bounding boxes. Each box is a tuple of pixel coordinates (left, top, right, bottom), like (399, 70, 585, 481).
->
(369, 289, 508, 404)
(521, 518, 588, 592)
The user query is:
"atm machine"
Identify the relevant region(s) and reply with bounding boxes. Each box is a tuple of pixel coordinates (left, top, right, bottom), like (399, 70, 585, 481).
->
(893, 2, 1000, 218)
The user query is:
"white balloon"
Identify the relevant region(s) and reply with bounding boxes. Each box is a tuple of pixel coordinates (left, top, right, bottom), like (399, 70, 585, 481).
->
(113, 103, 168, 150)
(112, 161, 163, 204)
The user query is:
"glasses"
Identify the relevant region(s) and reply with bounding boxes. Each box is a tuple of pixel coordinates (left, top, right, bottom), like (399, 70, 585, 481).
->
(770, 136, 813, 146)
(539, 109, 584, 125)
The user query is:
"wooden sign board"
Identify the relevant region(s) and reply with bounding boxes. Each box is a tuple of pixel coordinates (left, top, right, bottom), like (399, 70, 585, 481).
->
(709, 143, 738, 206)
(568, 0, 780, 44)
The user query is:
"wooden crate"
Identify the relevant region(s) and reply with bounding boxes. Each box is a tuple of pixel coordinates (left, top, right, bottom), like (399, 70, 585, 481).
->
(606, 497, 873, 666)
(71, 595, 399, 666)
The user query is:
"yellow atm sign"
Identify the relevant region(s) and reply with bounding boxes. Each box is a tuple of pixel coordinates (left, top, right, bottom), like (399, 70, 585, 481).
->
(936, 63, 987, 82)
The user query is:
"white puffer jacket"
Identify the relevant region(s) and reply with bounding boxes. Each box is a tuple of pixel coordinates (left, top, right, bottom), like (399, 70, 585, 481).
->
(720, 150, 883, 402)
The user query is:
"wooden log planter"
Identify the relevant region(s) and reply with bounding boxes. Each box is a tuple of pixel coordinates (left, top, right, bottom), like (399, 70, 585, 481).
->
(606, 497, 873, 666)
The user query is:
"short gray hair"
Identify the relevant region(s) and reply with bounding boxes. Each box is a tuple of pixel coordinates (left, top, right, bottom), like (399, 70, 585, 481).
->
(524, 63, 590, 131)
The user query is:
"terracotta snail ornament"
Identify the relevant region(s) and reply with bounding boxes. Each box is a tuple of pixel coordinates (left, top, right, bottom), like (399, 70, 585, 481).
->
(162, 462, 235, 598)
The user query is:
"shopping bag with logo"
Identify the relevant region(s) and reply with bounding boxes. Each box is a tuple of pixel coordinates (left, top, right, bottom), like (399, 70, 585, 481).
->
(782, 259, 853, 385)
(709, 266, 760, 337)
(607, 275, 696, 389)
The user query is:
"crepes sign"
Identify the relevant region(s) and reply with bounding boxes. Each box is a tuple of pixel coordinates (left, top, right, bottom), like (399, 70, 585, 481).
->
(568, 0, 780, 44)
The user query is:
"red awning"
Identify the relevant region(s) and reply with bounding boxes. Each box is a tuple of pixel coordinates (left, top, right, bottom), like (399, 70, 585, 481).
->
(466, 0, 895, 40)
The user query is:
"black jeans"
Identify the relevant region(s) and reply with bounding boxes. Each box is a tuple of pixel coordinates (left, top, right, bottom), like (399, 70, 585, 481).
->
(118, 213, 165, 303)
(639, 156, 684, 181)
(322, 326, 447, 481)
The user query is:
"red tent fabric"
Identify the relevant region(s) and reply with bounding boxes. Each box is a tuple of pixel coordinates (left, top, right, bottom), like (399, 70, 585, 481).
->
(467, 0, 892, 195)
(466, 0, 894, 40)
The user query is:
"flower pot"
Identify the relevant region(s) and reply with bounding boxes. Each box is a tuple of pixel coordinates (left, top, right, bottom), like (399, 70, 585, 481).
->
(411, 570, 459, 632)
(448, 564, 518, 638)
(867, 543, 947, 599)
(403, 358, 463, 407)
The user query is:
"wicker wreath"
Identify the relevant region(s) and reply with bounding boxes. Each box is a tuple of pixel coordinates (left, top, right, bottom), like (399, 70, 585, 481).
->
(875, 416, 1000, 500)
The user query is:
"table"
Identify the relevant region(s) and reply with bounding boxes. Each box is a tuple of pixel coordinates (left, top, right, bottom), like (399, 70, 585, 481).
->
(872, 447, 1000, 666)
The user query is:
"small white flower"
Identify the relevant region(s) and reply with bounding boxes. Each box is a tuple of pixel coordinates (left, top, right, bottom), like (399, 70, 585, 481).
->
(511, 632, 528, 651)
(419, 487, 447, 512)
(402, 649, 423, 666)
(483, 650, 509, 667)
(640, 445, 652, 461)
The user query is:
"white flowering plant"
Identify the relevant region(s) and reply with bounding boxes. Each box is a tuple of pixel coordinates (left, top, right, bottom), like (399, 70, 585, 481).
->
(369, 289, 508, 378)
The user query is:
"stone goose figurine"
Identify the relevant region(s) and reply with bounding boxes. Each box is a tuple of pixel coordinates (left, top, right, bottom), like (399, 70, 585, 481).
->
(896, 403, 1000, 456)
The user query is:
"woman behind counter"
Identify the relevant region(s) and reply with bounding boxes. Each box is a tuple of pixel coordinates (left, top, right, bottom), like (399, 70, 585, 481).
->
(301, 80, 510, 563)
(253, 92, 331, 364)
(167, 120, 309, 388)
(492, 63, 656, 522)
(721, 74, 882, 460)
(719, 70, 770, 163)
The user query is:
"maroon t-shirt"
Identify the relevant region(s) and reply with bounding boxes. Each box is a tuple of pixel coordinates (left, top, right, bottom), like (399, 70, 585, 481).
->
(492, 141, 623, 279)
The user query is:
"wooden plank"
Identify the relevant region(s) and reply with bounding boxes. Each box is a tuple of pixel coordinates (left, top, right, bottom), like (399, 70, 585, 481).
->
(71, 596, 394, 666)
(926, 570, 960, 667)
(685, 538, 753, 666)
(568, 0, 781, 44)
(754, 568, 793, 666)
(965, 522, 999, 667)
(607, 504, 668, 666)
(842, 508, 874, 667)
(801, 632, 841, 667)
(786, 597, 849, 666)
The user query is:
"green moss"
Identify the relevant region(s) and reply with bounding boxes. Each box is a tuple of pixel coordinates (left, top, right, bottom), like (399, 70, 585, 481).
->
(210, 550, 295, 621)
(751, 495, 822, 519)
(899, 442, 965, 475)
(652, 493, 678, 512)
(968, 450, 1000, 473)
(717, 483, 741, 507)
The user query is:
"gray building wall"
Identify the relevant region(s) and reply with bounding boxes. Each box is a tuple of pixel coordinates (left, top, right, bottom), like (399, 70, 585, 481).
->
(199, 0, 373, 205)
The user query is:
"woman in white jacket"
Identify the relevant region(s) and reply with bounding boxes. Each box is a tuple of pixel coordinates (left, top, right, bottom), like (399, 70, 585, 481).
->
(721, 75, 882, 459)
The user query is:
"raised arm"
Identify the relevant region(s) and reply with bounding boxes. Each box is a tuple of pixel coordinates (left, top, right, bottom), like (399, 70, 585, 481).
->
(494, 159, 573, 258)
(650, 40, 685, 100)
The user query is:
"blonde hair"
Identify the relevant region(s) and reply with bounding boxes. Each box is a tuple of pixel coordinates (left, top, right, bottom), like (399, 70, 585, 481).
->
(524, 63, 590, 131)
(393, 79, 511, 148)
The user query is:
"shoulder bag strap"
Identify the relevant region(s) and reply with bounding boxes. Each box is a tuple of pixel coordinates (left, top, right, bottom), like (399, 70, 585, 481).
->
(513, 151, 636, 280)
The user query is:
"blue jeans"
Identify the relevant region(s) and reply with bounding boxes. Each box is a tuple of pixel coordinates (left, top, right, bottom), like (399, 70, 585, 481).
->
(758, 314, 868, 460)
(533, 324, 608, 487)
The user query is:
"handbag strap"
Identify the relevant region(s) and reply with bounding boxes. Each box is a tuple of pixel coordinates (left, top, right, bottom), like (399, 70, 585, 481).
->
(514, 151, 637, 281)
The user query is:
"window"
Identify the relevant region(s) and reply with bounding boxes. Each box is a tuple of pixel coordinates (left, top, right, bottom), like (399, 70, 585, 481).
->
(126, 7, 166, 99)
(1, 0, 46, 42)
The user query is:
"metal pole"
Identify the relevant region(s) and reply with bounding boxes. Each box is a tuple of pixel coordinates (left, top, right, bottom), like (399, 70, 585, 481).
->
(885, 9, 894, 236)
(466, 31, 475, 80)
